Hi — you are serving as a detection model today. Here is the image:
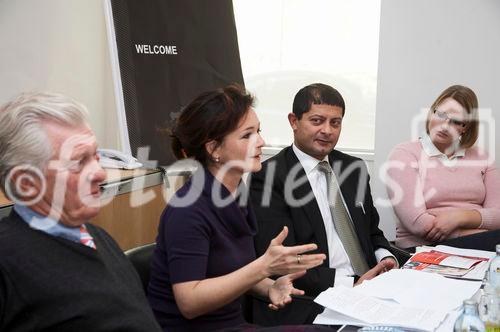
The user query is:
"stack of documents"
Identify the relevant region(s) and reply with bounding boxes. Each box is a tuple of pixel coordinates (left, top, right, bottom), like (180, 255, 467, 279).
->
(314, 268, 482, 331)
(410, 245, 496, 280)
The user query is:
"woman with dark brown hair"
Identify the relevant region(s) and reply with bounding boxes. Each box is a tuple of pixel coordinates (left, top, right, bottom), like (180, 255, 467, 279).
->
(386, 85, 500, 250)
(147, 84, 326, 331)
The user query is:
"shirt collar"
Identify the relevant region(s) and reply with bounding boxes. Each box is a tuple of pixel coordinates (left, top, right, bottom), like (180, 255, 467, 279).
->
(292, 144, 329, 175)
(14, 204, 81, 243)
(420, 133, 465, 159)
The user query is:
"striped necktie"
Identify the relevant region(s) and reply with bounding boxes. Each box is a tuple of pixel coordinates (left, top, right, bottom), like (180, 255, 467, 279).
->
(79, 225, 96, 249)
(317, 161, 369, 275)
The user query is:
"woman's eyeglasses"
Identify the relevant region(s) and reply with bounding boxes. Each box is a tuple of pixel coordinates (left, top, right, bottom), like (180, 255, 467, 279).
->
(433, 109, 466, 127)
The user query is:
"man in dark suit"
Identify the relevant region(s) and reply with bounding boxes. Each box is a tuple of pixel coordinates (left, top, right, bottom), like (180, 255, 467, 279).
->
(248, 83, 398, 325)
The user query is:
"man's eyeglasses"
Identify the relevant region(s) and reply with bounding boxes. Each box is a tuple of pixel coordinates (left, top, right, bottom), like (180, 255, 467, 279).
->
(433, 109, 466, 128)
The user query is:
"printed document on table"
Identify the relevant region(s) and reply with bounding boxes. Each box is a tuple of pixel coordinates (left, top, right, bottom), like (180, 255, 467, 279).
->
(314, 285, 448, 331)
(356, 269, 481, 311)
(417, 245, 496, 259)
(313, 308, 369, 327)
(416, 245, 495, 280)
(410, 251, 485, 269)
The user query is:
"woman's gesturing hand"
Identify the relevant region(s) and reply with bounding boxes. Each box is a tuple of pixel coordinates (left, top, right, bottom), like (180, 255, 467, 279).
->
(268, 271, 306, 310)
(261, 226, 326, 277)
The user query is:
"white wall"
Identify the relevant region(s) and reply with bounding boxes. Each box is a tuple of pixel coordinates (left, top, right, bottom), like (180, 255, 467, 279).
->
(373, 0, 500, 240)
(2, 1, 499, 241)
(0, 0, 119, 149)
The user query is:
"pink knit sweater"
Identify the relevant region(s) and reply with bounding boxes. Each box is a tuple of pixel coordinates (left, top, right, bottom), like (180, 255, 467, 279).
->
(386, 140, 500, 248)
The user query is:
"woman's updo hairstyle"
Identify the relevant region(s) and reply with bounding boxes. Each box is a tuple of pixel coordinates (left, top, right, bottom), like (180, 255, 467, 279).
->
(171, 83, 254, 166)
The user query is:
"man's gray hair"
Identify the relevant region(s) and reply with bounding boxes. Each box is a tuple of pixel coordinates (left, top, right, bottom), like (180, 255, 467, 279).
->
(0, 92, 89, 197)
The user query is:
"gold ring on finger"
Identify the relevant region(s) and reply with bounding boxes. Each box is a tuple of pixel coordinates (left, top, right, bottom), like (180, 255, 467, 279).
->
(297, 254, 302, 264)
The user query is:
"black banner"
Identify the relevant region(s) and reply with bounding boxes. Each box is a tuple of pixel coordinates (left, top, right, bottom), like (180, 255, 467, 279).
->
(110, 0, 244, 166)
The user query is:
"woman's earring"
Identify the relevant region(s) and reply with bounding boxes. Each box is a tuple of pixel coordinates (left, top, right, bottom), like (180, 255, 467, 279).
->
(214, 156, 220, 163)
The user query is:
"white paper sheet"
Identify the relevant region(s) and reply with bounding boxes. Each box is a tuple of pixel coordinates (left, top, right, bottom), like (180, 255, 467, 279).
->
(313, 245, 490, 330)
(315, 286, 448, 331)
(356, 269, 481, 311)
(313, 308, 370, 326)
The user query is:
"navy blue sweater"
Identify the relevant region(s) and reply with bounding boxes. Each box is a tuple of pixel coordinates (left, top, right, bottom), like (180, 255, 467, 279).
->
(0, 211, 161, 332)
(148, 167, 258, 331)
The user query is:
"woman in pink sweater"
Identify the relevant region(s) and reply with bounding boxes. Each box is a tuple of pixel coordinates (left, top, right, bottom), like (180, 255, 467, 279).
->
(386, 85, 500, 250)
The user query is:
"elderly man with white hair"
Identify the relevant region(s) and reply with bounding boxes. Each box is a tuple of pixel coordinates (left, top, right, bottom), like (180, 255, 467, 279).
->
(0, 92, 161, 331)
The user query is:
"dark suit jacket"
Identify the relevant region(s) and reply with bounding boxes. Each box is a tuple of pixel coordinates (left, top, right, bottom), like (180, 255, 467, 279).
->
(248, 146, 392, 325)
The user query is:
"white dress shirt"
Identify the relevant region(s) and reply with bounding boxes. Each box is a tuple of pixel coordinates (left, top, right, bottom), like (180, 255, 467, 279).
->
(292, 144, 395, 286)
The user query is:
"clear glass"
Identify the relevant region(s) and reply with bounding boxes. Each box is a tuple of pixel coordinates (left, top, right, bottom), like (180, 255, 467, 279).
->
(454, 300, 485, 332)
(479, 283, 500, 332)
(489, 245, 500, 295)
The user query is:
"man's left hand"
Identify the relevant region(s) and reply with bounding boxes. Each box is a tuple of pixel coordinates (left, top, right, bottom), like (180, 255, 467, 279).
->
(355, 258, 397, 286)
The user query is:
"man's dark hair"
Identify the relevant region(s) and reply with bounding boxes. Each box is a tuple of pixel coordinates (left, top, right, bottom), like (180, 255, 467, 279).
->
(292, 83, 345, 119)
